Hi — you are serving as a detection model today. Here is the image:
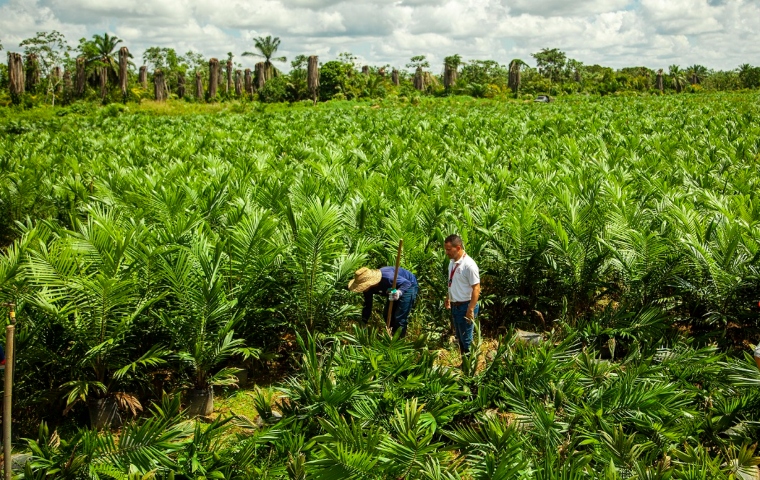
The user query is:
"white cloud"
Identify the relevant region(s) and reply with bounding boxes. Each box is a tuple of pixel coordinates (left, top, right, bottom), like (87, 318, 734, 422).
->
(505, 0, 632, 17)
(0, 0, 86, 46)
(0, 0, 756, 72)
(639, 0, 722, 35)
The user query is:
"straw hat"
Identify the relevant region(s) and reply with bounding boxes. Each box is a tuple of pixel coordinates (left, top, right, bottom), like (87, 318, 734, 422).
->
(348, 267, 382, 292)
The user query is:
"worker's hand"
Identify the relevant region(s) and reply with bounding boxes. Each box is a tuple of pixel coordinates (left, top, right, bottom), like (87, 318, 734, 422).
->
(465, 307, 475, 323)
(388, 289, 402, 301)
(444, 298, 451, 310)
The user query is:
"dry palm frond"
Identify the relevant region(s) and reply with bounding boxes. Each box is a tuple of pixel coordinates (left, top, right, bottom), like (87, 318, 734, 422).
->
(113, 392, 143, 417)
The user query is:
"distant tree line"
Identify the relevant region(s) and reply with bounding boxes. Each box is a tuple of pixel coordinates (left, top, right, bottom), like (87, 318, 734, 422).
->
(2, 32, 760, 107)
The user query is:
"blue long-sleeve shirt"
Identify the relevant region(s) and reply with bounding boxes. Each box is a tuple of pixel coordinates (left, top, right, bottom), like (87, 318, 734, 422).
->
(362, 267, 418, 321)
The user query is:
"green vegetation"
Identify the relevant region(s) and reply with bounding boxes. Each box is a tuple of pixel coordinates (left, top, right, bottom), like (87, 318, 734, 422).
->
(3, 30, 760, 109)
(1, 93, 760, 477)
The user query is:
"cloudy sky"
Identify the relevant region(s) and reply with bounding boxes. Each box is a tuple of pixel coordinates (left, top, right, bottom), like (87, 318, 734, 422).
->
(1, 0, 758, 72)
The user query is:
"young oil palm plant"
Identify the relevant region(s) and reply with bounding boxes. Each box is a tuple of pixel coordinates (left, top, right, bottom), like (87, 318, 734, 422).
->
(222, 206, 283, 352)
(483, 195, 550, 325)
(543, 181, 612, 323)
(281, 196, 365, 332)
(668, 205, 758, 327)
(158, 233, 259, 415)
(444, 414, 529, 479)
(24, 210, 166, 425)
(24, 395, 230, 479)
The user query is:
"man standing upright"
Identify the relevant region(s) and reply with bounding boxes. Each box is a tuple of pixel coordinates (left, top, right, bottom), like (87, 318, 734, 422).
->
(444, 234, 480, 354)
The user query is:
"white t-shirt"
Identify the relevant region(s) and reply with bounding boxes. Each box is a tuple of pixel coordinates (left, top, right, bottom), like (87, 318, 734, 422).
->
(447, 253, 480, 303)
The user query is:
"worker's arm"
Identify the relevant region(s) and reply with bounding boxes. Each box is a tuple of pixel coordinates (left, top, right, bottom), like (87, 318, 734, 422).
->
(362, 292, 374, 322)
(465, 262, 481, 321)
(466, 283, 480, 321)
(394, 275, 412, 296)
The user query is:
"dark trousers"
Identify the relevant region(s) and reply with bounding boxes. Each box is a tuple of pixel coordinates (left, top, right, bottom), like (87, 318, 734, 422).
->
(383, 284, 418, 338)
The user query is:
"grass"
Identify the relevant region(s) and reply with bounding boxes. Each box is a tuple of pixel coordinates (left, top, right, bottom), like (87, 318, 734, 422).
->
(0, 90, 589, 124)
(213, 388, 262, 423)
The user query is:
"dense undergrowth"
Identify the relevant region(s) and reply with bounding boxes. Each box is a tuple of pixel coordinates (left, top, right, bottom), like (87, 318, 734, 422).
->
(17, 328, 760, 479)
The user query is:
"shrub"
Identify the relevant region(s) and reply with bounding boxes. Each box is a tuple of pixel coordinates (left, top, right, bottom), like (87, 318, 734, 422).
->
(258, 76, 291, 103)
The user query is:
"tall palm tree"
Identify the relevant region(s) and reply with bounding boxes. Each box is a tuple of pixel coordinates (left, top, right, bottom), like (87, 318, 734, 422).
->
(737, 63, 755, 88)
(82, 33, 122, 70)
(81, 33, 124, 97)
(242, 35, 286, 86)
(686, 64, 708, 85)
(668, 64, 686, 93)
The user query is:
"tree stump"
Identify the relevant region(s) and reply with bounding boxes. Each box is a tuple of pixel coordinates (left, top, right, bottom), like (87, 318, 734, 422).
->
(255, 62, 266, 90)
(443, 64, 457, 90)
(25, 53, 40, 93)
(8, 53, 25, 101)
(392, 69, 399, 86)
(195, 71, 203, 101)
(118, 47, 129, 97)
(52, 66, 62, 94)
(509, 60, 522, 97)
(139, 65, 148, 89)
(235, 69, 242, 96)
(208, 58, 219, 99)
(413, 66, 425, 91)
(362, 65, 369, 76)
(226, 59, 233, 94)
(177, 72, 186, 99)
(99, 66, 108, 100)
(63, 70, 73, 104)
(307, 55, 319, 104)
(75, 57, 86, 97)
(656, 70, 664, 93)
(154, 69, 167, 101)
(244, 68, 253, 95)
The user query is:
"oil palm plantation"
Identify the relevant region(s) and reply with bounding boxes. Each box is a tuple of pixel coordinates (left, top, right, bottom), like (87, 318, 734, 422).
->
(5, 92, 760, 478)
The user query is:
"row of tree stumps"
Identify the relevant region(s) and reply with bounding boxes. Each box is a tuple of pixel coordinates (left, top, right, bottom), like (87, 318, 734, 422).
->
(6, 48, 407, 104)
(5, 50, 425, 104)
(6, 49, 132, 102)
(6, 49, 315, 103)
(149, 54, 322, 103)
